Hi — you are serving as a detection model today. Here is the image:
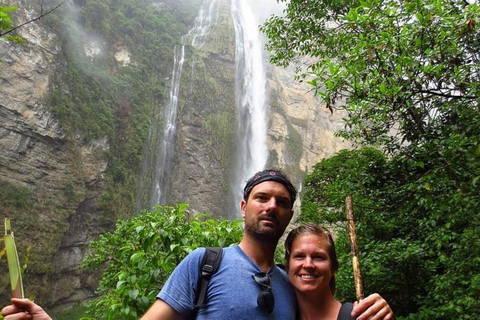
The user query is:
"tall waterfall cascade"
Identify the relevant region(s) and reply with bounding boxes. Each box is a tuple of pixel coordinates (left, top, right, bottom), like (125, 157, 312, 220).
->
(147, 0, 271, 214)
(228, 0, 270, 217)
(151, 45, 185, 206)
(150, 0, 221, 207)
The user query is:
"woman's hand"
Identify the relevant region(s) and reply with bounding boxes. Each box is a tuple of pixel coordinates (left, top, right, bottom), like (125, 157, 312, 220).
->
(352, 293, 394, 320)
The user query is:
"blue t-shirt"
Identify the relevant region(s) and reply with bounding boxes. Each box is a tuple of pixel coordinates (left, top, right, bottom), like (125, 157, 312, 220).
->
(158, 245, 296, 319)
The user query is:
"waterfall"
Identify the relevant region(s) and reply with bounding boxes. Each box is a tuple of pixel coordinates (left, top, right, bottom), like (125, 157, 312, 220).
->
(150, 0, 220, 207)
(229, 0, 270, 218)
(185, 0, 220, 48)
(140, 0, 272, 215)
(151, 45, 185, 206)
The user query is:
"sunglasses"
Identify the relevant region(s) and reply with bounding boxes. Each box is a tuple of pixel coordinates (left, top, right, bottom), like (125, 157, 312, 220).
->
(252, 272, 275, 313)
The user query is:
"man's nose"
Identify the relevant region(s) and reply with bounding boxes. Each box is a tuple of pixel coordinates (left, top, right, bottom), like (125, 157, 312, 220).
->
(266, 197, 277, 210)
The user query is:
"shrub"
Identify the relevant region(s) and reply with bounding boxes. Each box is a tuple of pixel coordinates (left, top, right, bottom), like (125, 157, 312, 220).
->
(81, 204, 243, 319)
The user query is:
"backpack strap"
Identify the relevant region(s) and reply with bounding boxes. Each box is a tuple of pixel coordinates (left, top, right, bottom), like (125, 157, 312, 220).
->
(276, 263, 286, 270)
(337, 302, 355, 320)
(194, 247, 223, 310)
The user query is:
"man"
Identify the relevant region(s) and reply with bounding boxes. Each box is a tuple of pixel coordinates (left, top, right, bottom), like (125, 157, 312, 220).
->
(141, 169, 393, 319)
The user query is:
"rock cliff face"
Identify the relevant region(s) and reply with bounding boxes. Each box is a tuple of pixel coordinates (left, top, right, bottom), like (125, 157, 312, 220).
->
(0, 0, 350, 311)
(170, 0, 237, 217)
(267, 63, 352, 180)
(0, 2, 109, 308)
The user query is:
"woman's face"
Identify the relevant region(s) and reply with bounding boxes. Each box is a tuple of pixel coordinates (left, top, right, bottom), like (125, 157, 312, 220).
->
(288, 233, 334, 295)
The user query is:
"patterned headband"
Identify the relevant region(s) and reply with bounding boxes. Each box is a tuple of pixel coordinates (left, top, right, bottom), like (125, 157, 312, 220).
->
(243, 171, 296, 205)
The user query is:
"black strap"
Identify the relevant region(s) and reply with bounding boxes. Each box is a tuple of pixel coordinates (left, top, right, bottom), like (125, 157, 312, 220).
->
(194, 247, 223, 309)
(337, 302, 355, 320)
(276, 263, 286, 270)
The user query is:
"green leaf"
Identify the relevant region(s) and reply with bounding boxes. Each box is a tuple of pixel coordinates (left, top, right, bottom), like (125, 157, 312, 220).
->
(379, 83, 386, 94)
(473, 176, 479, 186)
(4, 218, 24, 299)
(128, 289, 139, 300)
(130, 252, 144, 266)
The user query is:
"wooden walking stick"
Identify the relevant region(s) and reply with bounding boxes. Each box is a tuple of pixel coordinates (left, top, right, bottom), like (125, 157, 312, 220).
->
(346, 195, 364, 301)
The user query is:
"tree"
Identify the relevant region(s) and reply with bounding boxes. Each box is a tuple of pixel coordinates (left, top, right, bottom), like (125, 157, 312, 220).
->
(263, 0, 480, 318)
(0, 1, 65, 43)
(300, 147, 480, 318)
(81, 204, 243, 320)
(261, 0, 480, 152)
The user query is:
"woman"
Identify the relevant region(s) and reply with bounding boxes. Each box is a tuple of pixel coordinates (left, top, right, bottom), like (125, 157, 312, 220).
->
(285, 224, 394, 320)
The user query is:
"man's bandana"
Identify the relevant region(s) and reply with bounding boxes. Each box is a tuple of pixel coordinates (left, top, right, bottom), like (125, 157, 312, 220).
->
(243, 170, 296, 205)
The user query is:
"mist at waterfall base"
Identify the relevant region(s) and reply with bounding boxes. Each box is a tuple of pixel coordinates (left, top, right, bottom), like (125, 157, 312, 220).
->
(139, 0, 286, 219)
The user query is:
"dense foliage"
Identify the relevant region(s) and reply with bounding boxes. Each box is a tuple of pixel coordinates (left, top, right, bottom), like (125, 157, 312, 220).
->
(301, 148, 480, 318)
(263, 0, 480, 318)
(81, 204, 243, 320)
(262, 0, 480, 152)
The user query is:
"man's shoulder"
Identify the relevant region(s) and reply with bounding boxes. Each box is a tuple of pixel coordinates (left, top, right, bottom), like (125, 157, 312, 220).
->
(174, 247, 206, 270)
(185, 247, 207, 259)
(218, 245, 238, 257)
(180, 245, 238, 267)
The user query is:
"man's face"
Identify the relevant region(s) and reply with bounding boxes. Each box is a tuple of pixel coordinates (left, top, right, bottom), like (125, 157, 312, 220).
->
(241, 181, 294, 243)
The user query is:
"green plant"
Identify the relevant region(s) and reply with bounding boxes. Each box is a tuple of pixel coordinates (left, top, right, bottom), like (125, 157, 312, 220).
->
(0, 2, 22, 43)
(81, 204, 243, 319)
(0, 4, 17, 33)
(300, 147, 480, 318)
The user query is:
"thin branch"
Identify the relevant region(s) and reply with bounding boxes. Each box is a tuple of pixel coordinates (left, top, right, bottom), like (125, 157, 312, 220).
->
(416, 89, 477, 100)
(0, 1, 65, 37)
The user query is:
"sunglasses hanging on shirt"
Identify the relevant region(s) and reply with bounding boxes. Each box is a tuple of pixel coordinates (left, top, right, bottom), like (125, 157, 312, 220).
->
(252, 272, 275, 314)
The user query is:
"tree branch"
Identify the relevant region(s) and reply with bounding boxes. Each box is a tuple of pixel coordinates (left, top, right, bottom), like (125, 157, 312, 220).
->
(416, 89, 477, 100)
(0, 1, 65, 37)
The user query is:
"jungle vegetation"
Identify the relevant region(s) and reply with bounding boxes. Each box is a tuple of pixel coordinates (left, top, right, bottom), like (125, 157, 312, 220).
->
(262, 0, 480, 318)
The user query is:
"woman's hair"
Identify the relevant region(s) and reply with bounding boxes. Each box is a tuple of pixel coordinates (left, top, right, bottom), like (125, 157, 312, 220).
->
(284, 223, 339, 295)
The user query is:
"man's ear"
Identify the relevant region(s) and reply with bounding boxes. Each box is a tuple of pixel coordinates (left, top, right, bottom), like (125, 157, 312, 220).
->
(240, 199, 247, 218)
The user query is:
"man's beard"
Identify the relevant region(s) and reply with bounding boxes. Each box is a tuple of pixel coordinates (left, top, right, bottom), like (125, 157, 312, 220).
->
(244, 215, 282, 244)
